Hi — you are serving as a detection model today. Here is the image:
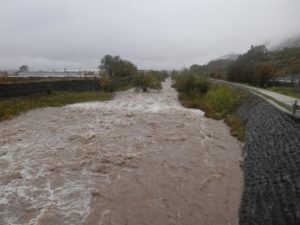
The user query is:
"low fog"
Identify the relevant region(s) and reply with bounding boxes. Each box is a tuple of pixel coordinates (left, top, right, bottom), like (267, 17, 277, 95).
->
(0, 0, 300, 70)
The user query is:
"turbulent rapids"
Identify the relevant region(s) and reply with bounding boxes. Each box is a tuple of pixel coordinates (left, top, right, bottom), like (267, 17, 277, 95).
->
(0, 79, 242, 225)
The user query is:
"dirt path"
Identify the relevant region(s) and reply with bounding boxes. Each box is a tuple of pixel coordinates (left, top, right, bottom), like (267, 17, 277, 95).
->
(0, 79, 242, 225)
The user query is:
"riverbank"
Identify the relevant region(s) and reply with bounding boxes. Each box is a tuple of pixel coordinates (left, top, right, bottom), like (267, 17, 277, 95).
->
(173, 74, 246, 140)
(0, 91, 112, 121)
(236, 94, 300, 225)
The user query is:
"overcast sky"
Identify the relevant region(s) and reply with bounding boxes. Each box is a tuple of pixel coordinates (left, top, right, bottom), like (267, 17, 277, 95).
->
(0, 0, 300, 71)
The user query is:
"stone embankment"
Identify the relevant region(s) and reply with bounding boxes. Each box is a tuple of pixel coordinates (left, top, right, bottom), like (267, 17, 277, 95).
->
(236, 94, 300, 225)
(0, 78, 101, 98)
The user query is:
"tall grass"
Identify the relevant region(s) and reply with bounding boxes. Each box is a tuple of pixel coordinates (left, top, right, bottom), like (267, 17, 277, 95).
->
(133, 72, 162, 92)
(174, 73, 246, 140)
(0, 91, 112, 121)
(202, 85, 244, 119)
(173, 72, 210, 96)
(267, 86, 300, 99)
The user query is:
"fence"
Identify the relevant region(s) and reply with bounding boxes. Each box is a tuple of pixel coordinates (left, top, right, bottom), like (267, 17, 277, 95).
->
(295, 83, 300, 92)
(0, 78, 101, 98)
(293, 100, 300, 115)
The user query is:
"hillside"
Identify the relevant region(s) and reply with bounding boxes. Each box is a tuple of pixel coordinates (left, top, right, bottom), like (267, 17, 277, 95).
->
(193, 46, 300, 77)
(273, 35, 300, 50)
(266, 46, 300, 75)
(189, 59, 234, 77)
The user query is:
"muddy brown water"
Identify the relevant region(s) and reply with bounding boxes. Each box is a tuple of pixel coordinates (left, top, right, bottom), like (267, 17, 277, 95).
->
(0, 80, 242, 225)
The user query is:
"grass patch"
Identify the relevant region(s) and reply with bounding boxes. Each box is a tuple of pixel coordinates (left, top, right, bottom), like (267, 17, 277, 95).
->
(0, 91, 112, 121)
(202, 85, 246, 141)
(252, 90, 292, 111)
(266, 86, 300, 99)
(115, 83, 135, 91)
(174, 74, 246, 141)
(224, 115, 246, 141)
(201, 85, 244, 119)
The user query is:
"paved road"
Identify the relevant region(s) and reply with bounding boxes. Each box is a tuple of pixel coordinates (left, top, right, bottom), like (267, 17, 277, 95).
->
(237, 84, 299, 105)
(213, 79, 300, 118)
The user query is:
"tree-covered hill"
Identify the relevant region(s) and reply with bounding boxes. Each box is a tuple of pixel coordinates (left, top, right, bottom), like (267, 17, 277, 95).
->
(266, 47, 300, 75)
(191, 46, 300, 79)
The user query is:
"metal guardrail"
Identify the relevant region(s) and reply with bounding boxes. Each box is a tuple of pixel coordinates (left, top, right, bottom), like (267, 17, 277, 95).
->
(293, 100, 300, 115)
(210, 78, 300, 118)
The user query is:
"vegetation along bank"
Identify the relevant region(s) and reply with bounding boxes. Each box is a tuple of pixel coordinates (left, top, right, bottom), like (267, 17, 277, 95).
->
(172, 71, 246, 141)
(0, 55, 167, 121)
(173, 70, 300, 225)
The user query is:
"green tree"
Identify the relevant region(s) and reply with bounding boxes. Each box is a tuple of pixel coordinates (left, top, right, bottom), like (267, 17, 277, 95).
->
(99, 55, 137, 78)
(227, 45, 271, 86)
(255, 64, 273, 87)
(133, 71, 162, 92)
(19, 65, 29, 72)
(99, 72, 114, 92)
(189, 64, 203, 73)
(174, 72, 209, 96)
(246, 45, 267, 62)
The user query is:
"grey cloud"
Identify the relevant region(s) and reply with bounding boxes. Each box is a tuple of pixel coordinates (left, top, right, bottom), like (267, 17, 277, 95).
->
(0, 0, 300, 70)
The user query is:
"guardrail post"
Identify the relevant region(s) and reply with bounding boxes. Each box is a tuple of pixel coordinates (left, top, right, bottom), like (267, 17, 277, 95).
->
(293, 100, 297, 115)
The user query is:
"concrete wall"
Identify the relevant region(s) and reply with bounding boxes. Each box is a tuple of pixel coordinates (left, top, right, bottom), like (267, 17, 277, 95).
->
(17, 71, 85, 77)
(0, 79, 101, 98)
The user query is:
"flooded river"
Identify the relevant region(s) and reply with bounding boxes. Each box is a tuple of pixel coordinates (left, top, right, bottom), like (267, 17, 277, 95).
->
(0, 79, 242, 225)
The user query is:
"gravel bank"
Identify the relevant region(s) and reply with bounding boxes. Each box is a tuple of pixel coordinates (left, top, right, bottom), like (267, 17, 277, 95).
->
(236, 94, 300, 225)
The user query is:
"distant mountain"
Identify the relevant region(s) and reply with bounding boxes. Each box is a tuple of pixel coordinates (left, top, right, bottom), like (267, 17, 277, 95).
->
(272, 35, 300, 50)
(195, 44, 300, 76)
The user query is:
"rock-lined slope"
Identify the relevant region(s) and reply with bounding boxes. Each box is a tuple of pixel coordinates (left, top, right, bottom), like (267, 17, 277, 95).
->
(237, 96, 300, 225)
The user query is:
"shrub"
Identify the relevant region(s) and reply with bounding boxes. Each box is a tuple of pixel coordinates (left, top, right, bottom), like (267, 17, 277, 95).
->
(45, 85, 53, 95)
(174, 70, 246, 141)
(0, 91, 112, 121)
(99, 55, 137, 79)
(202, 85, 243, 119)
(99, 74, 114, 92)
(175, 73, 209, 96)
(0, 73, 10, 83)
(224, 115, 246, 140)
(133, 72, 162, 92)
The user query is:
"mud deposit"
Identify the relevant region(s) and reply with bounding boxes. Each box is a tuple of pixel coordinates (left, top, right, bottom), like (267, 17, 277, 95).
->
(0, 80, 242, 225)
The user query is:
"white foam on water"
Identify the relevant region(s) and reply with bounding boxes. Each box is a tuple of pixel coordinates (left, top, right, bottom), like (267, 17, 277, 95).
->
(0, 79, 205, 225)
(68, 79, 204, 117)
